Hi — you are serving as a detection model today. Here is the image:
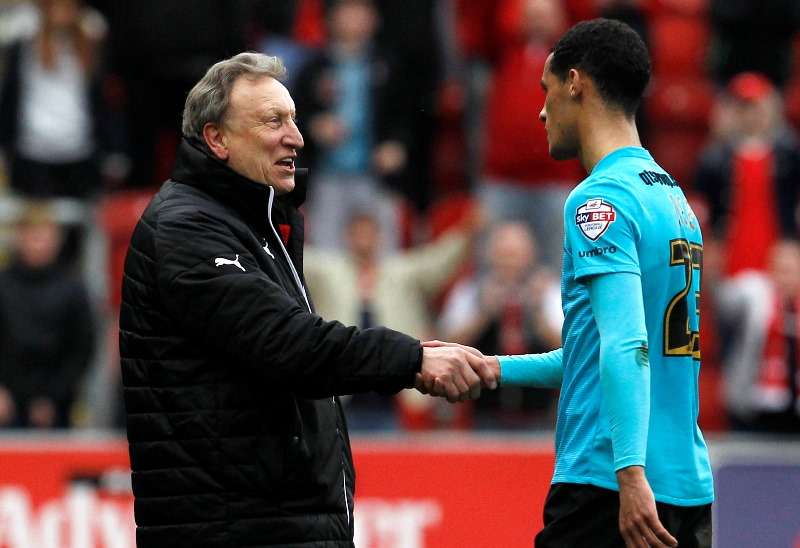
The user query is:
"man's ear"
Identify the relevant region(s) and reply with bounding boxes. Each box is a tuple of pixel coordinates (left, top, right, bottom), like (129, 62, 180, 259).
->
(203, 123, 229, 160)
(567, 68, 583, 99)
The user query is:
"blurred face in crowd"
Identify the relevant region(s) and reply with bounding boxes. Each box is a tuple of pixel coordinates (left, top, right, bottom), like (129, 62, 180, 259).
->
(346, 214, 380, 261)
(17, 220, 63, 269)
(488, 223, 536, 284)
(522, 0, 565, 44)
(330, 0, 377, 47)
(205, 75, 304, 194)
(40, 0, 81, 30)
(733, 96, 776, 141)
(539, 54, 581, 160)
(769, 241, 800, 298)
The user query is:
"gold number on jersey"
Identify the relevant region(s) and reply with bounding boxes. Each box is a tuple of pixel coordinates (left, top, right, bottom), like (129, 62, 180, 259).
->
(663, 239, 702, 360)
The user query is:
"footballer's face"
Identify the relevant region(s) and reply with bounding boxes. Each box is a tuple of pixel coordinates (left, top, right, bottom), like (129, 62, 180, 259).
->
(539, 54, 580, 160)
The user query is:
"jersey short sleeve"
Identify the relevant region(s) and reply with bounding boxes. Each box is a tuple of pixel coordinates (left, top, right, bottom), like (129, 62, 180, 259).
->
(564, 178, 641, 281)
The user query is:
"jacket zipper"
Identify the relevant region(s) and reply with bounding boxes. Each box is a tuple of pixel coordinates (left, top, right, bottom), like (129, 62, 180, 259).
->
(266, 187, 311, 312)
(266, 187, 350, 524)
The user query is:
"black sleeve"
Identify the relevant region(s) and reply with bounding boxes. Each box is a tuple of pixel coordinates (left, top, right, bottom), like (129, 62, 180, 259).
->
(155, 207, 421, 397)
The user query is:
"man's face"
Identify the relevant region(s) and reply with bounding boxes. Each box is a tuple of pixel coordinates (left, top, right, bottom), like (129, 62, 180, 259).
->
(17, 221, 62, 268)
(489, 224, 536, 284)
(522, 0, 564, 43)
(734, 98, 774, 141)
(346, 215, 380, 260)
(539, 54, 580, 160)
(330, 1, 377, 46)
(219, 76, 304, 194)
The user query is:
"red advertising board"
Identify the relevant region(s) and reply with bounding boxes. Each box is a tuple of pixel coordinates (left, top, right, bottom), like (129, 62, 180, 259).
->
(353, 439, 553, 547)
(0, 436, 555, 548)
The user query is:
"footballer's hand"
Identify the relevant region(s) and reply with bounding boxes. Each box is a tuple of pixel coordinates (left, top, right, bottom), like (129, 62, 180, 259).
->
(417, 345, 487, 402)
(422, 340, 498, 389)
(617, 466, 678, 548)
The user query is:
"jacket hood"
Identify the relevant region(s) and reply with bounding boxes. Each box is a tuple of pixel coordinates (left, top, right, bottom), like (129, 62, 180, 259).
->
(170, 138, 308, 232)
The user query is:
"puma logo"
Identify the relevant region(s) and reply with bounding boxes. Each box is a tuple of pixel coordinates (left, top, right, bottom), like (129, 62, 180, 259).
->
(263, 242, 275, 260)
(214, 254, 245, 271)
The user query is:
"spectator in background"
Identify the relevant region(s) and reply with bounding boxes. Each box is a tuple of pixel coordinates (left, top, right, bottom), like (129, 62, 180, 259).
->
(294, 0, 410, 251)
(439, 222, 562, 427)
(718, 240, 800, 432)
(0, 0, 116, 198)
(0, 203, 95, 428)
(254, 1, 313, 91)
(102, 0, 250, 187)
(465, 0, 583, 270)
(695, 72, 800, 278)
(303, 208, 478, 428)
(372, 0, 442, 212)
(709, 0, 800, 89)
(304, 209, 477, 339)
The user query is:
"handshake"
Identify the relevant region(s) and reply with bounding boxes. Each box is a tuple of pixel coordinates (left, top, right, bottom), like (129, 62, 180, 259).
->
(415, 340, 500, 403)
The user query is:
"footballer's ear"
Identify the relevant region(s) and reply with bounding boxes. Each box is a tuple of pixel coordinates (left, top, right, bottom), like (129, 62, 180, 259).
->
(567, 68, 584, 99)
(203, 123, 229, 161)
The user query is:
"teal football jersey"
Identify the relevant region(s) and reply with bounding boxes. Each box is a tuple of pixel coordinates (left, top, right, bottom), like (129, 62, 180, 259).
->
(557, 146, 714, 506)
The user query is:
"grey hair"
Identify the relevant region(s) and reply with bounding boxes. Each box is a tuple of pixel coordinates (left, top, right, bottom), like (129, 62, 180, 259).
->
(182, 52, 287, 141)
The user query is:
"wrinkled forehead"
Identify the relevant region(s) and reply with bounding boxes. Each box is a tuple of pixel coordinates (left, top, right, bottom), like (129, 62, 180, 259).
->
(229, 75, 295, 116)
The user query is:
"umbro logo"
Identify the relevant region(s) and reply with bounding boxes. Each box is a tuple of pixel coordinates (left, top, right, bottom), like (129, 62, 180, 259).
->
(214, 254, 245, 271)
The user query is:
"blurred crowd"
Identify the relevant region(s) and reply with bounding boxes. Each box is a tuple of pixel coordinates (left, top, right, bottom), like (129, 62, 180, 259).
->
(0, 0, 798, 434)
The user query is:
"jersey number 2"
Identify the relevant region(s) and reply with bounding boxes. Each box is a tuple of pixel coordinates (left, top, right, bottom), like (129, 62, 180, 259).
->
(663, 239, 702, 360)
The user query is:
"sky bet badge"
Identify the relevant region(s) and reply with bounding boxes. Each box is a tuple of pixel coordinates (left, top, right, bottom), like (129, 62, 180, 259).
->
(575, 198, 616, 240)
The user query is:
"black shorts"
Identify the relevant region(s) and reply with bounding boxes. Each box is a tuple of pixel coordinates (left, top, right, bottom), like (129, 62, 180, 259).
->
(534, 483, 712, 548)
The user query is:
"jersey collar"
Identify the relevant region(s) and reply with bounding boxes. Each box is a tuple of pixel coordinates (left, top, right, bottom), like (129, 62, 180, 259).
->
(590, 146, 653, 175)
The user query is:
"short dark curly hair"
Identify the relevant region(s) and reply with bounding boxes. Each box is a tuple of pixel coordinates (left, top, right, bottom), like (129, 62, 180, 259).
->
(550, 18, 651, 116)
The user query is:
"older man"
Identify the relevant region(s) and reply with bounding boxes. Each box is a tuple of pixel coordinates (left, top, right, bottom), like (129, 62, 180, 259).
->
(119, 53, 495, 548)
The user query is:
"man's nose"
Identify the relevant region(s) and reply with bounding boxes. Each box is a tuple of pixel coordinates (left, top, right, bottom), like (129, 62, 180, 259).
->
(284, 120, 304, 149)
(539, 107, 547, 123)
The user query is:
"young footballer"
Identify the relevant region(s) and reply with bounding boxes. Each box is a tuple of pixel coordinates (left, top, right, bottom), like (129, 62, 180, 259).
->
(433, 18, 713, 548)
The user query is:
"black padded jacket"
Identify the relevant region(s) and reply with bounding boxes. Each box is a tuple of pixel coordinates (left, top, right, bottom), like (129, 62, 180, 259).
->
(119, 139, 422, 547)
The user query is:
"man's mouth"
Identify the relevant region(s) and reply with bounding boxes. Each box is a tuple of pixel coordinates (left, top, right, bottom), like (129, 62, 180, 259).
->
(275, 157, 295, 171)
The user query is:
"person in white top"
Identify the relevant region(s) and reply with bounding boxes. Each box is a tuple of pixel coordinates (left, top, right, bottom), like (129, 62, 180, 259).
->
(0, 0, 123, 198)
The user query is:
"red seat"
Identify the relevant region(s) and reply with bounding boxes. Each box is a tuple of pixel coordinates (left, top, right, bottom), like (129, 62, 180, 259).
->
(650, 16, 709, 77)
(646, 0, 708, 17)
(646, 77, 714, 129)
(564, 0, 597, 23)
(100, 190, 155, 307)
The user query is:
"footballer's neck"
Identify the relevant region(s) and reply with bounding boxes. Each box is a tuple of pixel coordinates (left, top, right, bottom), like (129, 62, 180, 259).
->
(577, 106, 642, 174)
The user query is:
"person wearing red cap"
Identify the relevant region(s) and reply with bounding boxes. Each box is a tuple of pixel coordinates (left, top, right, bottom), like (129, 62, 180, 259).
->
(695, 72, 800, 433)
(695, 71, 800, 278)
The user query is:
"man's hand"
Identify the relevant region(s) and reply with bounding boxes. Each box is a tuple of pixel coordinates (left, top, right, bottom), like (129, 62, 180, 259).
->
(421, 340, 499, 390)
(617, 466, 678, 548)
(415, 345, 495, 403)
